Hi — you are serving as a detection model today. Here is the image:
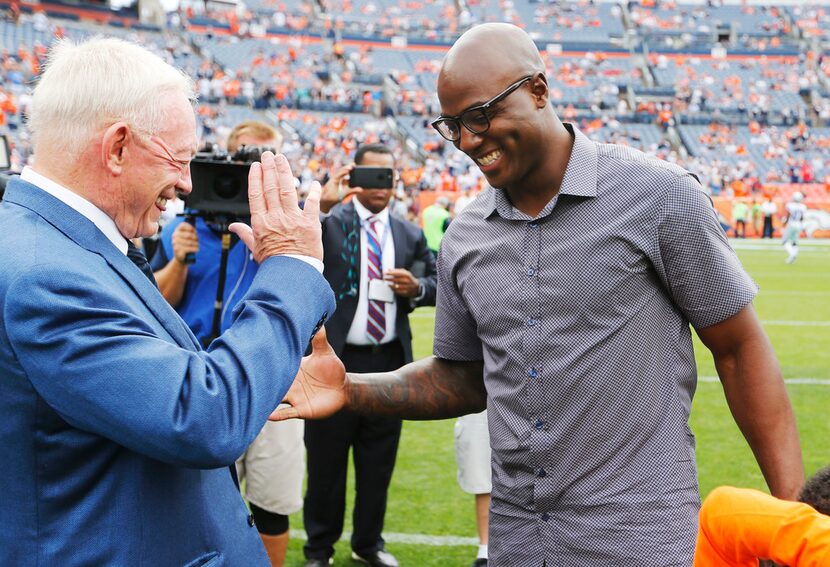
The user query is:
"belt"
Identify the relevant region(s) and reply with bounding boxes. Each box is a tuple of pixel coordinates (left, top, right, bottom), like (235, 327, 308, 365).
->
(343, 341, 398, 354)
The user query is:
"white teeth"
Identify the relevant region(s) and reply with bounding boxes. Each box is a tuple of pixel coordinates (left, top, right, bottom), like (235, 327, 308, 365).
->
(477, 150, 502, 166)
(156, 197, 167, 207)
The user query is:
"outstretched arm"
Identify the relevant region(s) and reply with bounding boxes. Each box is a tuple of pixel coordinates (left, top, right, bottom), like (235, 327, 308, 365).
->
(696, 304, 804, 500)
(273, 330, 486, 421)
(347, 356, 485, 420)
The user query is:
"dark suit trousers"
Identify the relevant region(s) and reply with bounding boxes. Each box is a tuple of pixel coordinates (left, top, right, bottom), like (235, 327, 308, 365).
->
(303, 340, 405, 560)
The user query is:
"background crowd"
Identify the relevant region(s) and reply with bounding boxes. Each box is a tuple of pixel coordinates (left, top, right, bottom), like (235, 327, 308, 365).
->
(2, 0, 830, 235)
(1, 4, 828, 567)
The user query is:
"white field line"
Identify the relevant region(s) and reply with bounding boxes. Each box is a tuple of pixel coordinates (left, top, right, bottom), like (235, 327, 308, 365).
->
(758, 290, 830, 296)
(289, 529, 478, 547)
(700, 376, 830, 385)
(729, 239, 830, 250)
(761, 320, 830, 327)
(752, 272, 827, 278)
(730, 244, 830, 252)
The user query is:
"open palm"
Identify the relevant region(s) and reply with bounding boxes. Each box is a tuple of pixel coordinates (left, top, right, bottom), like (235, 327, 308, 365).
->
(270, 328, 347, 421)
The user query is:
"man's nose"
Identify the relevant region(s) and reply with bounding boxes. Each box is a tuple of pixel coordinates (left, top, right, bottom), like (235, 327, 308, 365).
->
(457, 126, 482, 154)
(176, 164, 193, 195)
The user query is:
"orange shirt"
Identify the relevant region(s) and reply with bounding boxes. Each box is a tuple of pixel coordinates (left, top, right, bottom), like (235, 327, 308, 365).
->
(695, 486, 830, 567)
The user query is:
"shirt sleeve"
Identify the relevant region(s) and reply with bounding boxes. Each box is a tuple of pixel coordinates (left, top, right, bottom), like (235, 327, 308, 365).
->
(653, 174, 758, 329)
(432, 247, 483, 361)
(283, 254, 324, 273)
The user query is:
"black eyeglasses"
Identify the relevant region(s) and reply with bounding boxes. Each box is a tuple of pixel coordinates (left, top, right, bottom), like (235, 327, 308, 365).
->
(431, 75, 534, 142)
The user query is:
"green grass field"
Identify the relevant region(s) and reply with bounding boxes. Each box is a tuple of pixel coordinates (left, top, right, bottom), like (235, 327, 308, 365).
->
(283, 240, 830, 566)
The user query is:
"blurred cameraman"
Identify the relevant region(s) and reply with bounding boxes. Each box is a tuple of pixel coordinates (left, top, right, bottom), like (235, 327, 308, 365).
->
(149, 120, 300, 567)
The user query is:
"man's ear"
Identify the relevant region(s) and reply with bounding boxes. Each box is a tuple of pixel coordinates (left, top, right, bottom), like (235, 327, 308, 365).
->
(101, 122, 131, 176)
(530, 72, 549, 108)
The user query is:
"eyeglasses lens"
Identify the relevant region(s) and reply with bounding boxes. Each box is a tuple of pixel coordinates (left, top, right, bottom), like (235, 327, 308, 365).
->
(462, 109, 490, 134)
(437, 120, 460, 141)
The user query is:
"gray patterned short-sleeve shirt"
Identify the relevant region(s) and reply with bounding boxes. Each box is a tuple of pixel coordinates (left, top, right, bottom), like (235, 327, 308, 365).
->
(434, 124, 757, 567)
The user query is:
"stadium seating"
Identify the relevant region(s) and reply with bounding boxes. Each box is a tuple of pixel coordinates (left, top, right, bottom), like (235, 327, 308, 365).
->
(1, 0, 829, 206)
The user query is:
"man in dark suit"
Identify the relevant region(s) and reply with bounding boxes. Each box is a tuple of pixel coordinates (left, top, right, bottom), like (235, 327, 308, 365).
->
(303, 143, 437, 567)
(0, 37, 333, 566)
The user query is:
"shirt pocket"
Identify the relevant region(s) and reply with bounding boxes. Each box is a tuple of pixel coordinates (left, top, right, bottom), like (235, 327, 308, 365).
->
(183, 551, 221, 567)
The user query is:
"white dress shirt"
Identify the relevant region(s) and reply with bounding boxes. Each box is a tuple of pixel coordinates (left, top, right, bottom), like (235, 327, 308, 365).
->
(21, 166, 129, 255)
(345, 199, 397, 345)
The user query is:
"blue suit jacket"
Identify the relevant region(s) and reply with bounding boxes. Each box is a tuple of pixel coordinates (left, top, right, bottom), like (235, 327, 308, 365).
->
(0, 179, 334, 566)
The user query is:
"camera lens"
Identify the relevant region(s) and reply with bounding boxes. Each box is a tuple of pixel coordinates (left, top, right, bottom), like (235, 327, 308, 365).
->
(214, 174, 241, 201)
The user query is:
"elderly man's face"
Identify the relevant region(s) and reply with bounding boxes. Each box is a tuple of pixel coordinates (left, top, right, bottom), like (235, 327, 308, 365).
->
(116, 93, 198, 239)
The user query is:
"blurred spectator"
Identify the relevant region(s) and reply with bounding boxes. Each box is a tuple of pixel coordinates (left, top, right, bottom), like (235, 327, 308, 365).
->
(782, 191, 806, 264)
(761, 197, 777, 238)
(732, 200, 749, 238)
(302, 142, 437, 567)
(421, 196, 451, 255)
(454, 411, 491, 567)
(695, 465, 830, 566)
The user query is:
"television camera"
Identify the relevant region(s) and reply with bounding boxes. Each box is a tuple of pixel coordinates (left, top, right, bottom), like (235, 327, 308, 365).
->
(178, 144, 276, 347)
(184, 144, 275, 216)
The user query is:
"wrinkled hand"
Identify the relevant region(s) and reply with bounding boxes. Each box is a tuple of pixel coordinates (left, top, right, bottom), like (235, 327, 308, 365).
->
(229, 152, 323, 263)
(171, 222, 199, 263)
(270, 328, 347, 421)
(320, 164, 361, 213)
(384, 268, 420, 298)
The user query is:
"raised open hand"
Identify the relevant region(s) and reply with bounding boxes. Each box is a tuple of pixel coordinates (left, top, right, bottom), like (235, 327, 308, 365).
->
(270, 328, 347, 421)
(229, 152, 323, 263)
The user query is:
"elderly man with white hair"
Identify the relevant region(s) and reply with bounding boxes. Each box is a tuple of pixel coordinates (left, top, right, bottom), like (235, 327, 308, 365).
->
(0, 37, 334, 565)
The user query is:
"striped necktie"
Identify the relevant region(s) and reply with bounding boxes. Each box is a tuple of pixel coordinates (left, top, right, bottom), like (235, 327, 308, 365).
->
(365, 216, 386, 344)
(127, 240, 158, 287)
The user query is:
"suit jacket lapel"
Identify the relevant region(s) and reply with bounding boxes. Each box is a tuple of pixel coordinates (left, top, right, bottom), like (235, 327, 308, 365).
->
(6, 180, 201, 350)
(389, 214, 408, 268)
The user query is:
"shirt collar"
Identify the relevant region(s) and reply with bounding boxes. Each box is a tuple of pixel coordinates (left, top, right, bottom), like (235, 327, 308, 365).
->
(352, 197, 390, 226)
(482, 122, 598, 220)
(20, 166, 128, 255)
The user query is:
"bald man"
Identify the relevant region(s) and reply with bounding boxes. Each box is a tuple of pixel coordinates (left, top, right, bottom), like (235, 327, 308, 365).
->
(276, 23, 803, 566)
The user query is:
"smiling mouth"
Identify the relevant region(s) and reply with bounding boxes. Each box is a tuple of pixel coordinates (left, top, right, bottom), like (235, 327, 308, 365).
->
(476, 149, 502, 167)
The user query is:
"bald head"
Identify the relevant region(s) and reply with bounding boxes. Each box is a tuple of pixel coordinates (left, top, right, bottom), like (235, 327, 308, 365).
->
(439, 24, 544, 91)
(432, 23, 571, 209)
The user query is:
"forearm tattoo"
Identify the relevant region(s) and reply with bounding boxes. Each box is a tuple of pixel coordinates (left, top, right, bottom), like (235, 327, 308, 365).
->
(346, 357, 485, 420)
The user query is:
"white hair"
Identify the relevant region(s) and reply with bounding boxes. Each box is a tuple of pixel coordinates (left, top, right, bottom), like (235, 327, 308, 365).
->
(28, 37, 196, 157)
